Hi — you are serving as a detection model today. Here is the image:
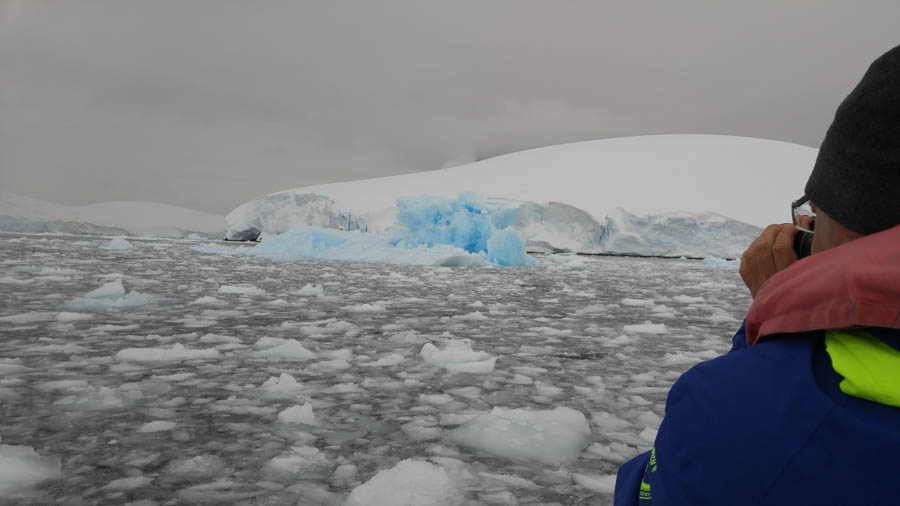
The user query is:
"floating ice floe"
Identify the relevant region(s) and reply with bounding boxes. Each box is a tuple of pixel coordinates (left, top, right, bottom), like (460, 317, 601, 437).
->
(448, 406, 591, 465)
(259, 373, 305, 398)
(115, 343, 221, 362)
(217, 285, 266, 296)
(344, 459, 463, 506)
(102, 236, 135, 251)
(572, 473, 618, 494)
(277, 402, 315, 425)
(261, 446, 333, 482)
(63, 279, 159, 312)
(137, 420, 177, 433)
(164, 455, 226, 482)
(292, 283, 324, 296)
(0, 439, 61, 497)
(254, 339, 317, 361)
(103, 476, 153, 490)
(0, 312, 57, 324)
(623, 322, 668, 334)
(419, 340, 496, 374)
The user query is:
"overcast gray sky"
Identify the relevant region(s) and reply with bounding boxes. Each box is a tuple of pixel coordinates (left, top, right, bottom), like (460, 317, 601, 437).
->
(1, 0, 898, 214)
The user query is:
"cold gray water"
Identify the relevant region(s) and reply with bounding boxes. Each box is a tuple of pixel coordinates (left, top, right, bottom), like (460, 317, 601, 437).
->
(0, 233, 751, 505)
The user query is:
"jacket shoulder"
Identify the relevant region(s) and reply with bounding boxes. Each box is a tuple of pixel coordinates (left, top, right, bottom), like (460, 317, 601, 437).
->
(649, 338, 834, 505)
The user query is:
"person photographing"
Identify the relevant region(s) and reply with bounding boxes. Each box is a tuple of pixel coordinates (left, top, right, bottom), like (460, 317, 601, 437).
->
(615, 44, 900, 505)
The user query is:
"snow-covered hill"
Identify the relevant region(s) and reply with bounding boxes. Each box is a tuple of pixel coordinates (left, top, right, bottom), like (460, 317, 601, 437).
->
(226, 135, 815, 259)
(0, 192, 224, 238)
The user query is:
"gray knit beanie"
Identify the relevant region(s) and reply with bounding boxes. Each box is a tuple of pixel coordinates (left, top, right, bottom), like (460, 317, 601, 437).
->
(805, 44, 900, 235)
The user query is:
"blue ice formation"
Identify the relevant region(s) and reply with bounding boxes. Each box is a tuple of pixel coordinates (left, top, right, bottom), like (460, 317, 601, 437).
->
(245, 193, 536, 267)
(390, 192, 535, 267)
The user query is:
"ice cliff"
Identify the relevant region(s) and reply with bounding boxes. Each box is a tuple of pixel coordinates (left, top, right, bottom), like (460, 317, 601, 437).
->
(226, 191, 760, 259)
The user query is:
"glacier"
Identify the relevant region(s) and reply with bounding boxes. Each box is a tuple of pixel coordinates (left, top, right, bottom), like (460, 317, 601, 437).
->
(227, 190, 760, 260)
(0, 191, 224, 238)
(222, 135, 818, 260)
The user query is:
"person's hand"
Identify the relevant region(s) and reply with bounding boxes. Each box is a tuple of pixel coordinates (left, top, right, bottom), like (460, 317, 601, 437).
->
(739, 224, 799, 298)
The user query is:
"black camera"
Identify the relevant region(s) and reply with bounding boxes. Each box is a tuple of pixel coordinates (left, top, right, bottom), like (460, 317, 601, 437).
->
(793, 230, 814, 259)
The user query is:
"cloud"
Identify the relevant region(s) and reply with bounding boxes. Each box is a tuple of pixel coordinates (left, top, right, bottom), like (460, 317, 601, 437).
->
(1, 0, 897, 213)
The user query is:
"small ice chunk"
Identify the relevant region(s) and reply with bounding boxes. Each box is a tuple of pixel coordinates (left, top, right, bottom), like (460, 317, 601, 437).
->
(0, 443, 61, 496)
(449, 406, 590, 465)
(293, 284, 325, 296)
(86, 279, 127, 298)
(200, 333, 240, 344)
(138, 421, 177, 433)
(54, 312, 94, 322)
(217, 285, 266, 296)
(343, 303, 387, 313)
(420, 341, 496, 374)
(638, 427, 659, 443)
(260, 373, 304, 396)
(344, 459, 463, 506)
(261, 446, 333, 482)
(367, 353, 406, 367)
(277, 402, 316, 425)
(164, 454, 225, 482)
(255, 340, 317, 361)
(192, 296, 223, 305)
(115, 343, 221, 362)
(104, 476, 153, 490)
(572, 473, 617, 494)
(623, 322, 668, 334)
(621, 298, 655, 307)
(103, 236, 136, 251)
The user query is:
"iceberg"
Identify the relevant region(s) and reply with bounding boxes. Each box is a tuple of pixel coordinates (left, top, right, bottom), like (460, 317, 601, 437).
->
(244, 193, 537, 267)
(224, 192, 362, 241)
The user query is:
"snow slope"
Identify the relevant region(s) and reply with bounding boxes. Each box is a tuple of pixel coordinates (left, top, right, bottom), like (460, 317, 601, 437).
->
(234, 135, 816, 229)
(0, 192, 224, 238)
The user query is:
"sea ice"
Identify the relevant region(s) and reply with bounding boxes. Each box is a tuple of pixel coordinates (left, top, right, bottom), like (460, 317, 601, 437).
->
(164, 455, 226, 482)
(0, 441, 61, 497)
(137, 421, 177, 433)
(344, 459, 464, 506)
(623, 322, 668, 334)
(115, 343, 221, 362)
(102, 236, 135, 251)
(217, 285, 266, 296)
(64, 279, 158, 311)
(261, 446, 333, 482)
(293, 283, 325, 296)
(277, 402, 316, 425)
(255, 339, 317, 360)
(448, 406, 591, 465)
(103, 476, 154, 490)
(420, 341, 496, 374)
(259, 373, 305, 397)
(572, 473, 617, 494)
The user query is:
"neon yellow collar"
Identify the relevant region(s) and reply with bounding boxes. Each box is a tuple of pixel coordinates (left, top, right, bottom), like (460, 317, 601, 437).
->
(825, 330, 900, 408)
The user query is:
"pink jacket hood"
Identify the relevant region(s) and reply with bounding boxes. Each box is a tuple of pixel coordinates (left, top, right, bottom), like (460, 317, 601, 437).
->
(746, 225, 900, 347)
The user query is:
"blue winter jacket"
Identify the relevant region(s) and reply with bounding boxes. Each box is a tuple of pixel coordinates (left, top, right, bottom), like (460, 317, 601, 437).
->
(615, 321, 900, 505)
